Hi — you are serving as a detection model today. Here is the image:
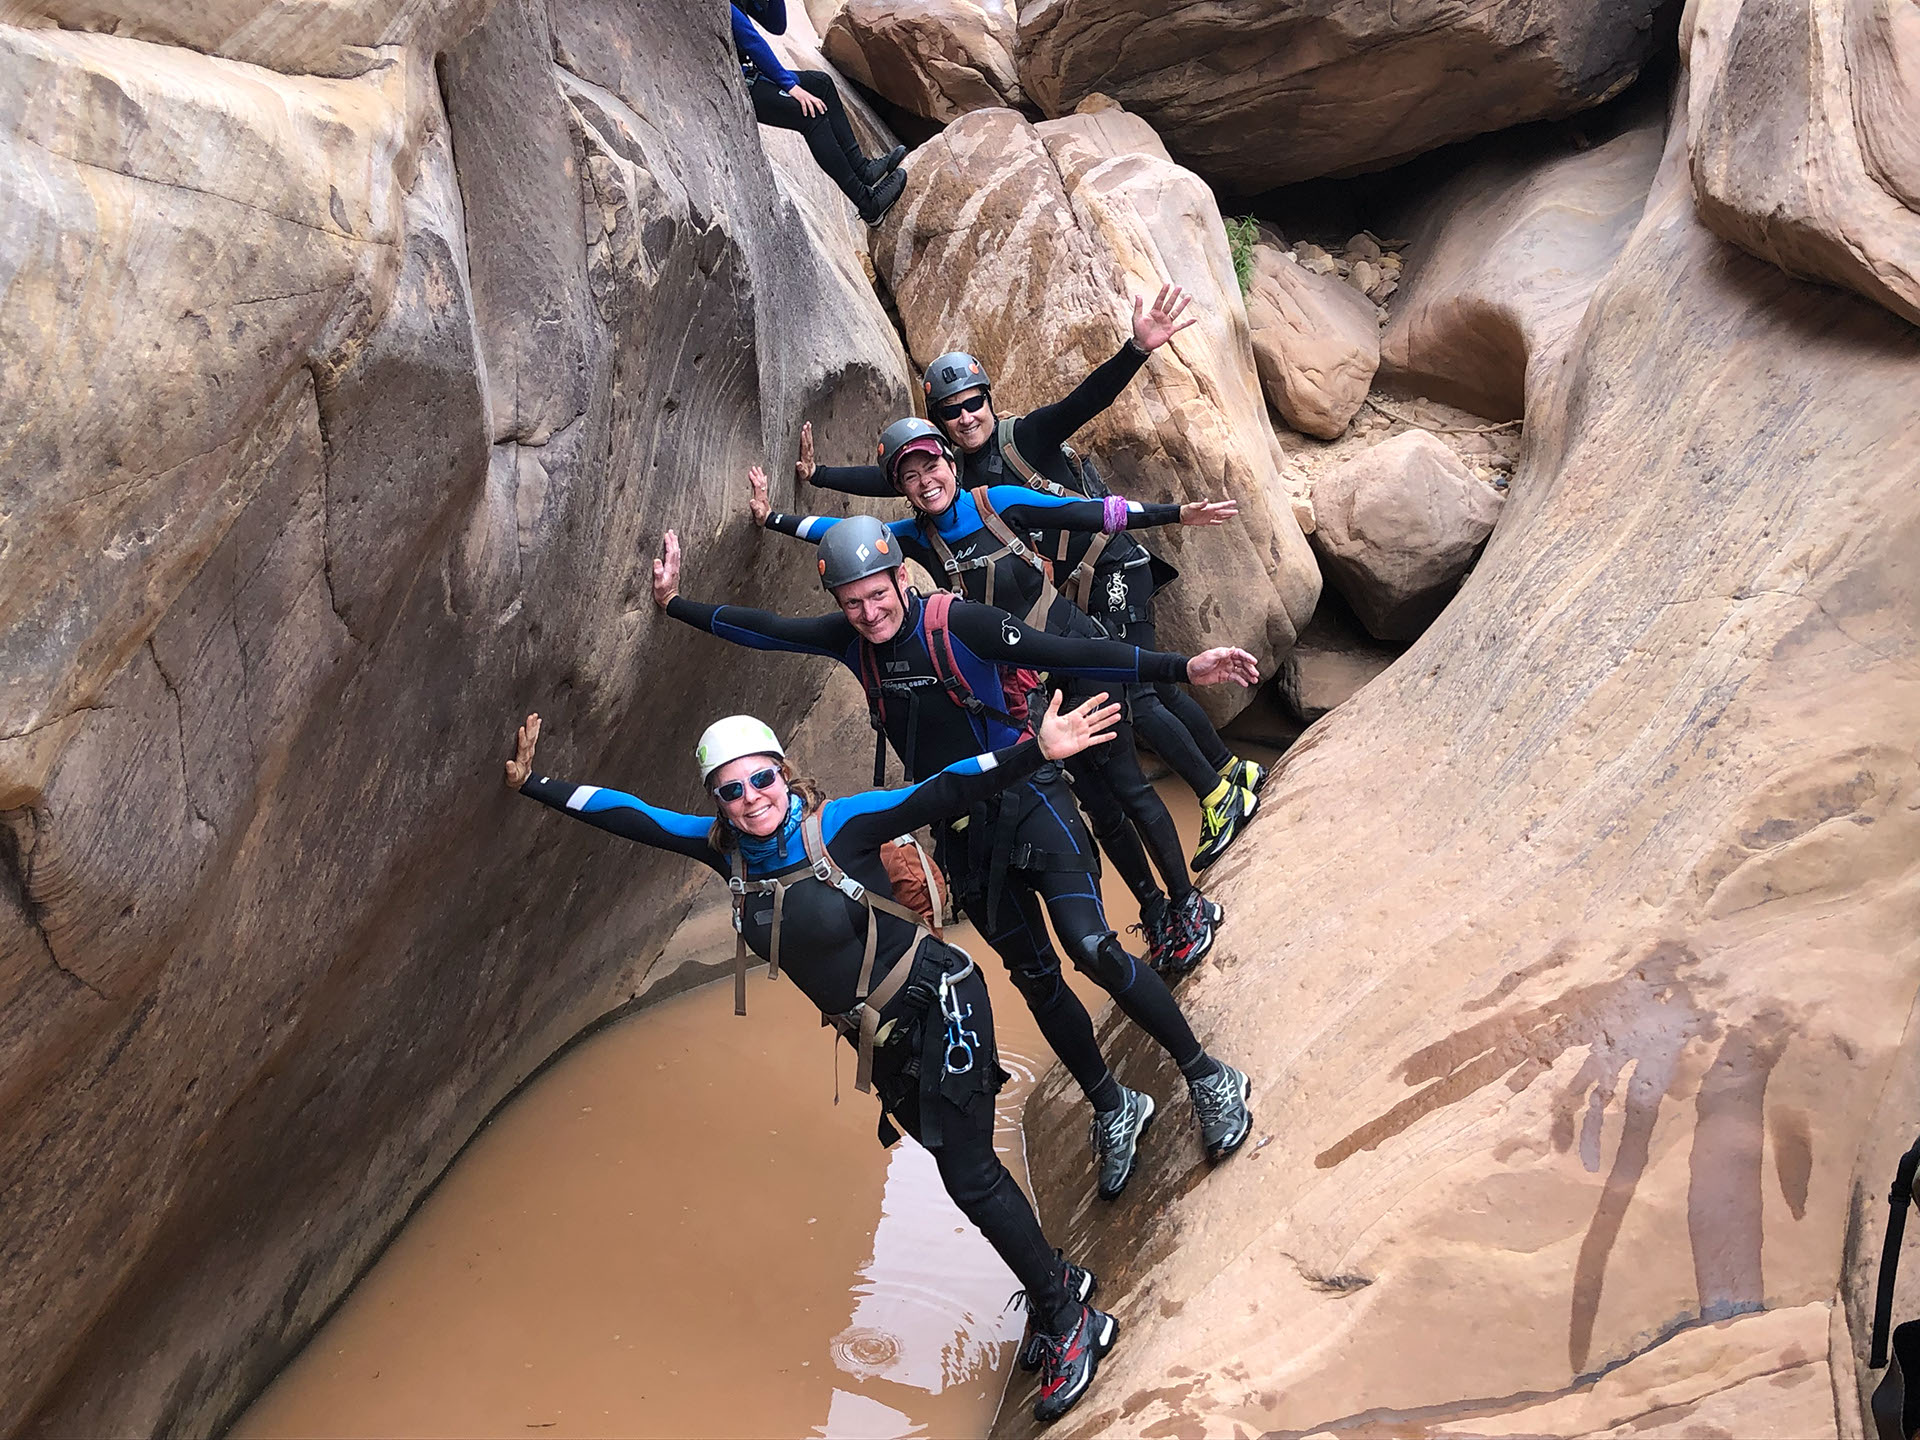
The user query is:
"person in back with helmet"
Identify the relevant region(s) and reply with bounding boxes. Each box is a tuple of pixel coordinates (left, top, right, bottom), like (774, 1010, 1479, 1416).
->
(795, 284, 1267, 891)
(650, 519, 1259, 1206)
(757, 407, 1231, 982)
(504, 695, 1123, 1423)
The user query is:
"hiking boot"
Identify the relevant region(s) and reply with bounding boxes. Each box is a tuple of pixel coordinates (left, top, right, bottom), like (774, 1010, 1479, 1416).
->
(857, 143, 907, 188)
(1193, 782, 1258, 870)
(1033, 1303, 1119, 1423)
(1219, 755, 1270, 795)
(1127, 895, 1174, 972)
(1017, 1254, 1098, 1372)
(1089, 1085, 1155, 1200)
(1189, 1061, 1253, 1162)
(858, 168, 907, 225)
(1156, 890, 1217, 979)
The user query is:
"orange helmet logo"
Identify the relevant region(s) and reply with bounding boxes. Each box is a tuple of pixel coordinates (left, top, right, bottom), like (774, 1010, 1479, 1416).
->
(817, 558, 827, 575)
(923, 380, 932, 394)
(877, 535, 890, 554)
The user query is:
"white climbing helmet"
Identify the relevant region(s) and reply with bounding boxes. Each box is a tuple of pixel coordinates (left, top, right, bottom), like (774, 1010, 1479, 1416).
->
(694, 715, 786, 783)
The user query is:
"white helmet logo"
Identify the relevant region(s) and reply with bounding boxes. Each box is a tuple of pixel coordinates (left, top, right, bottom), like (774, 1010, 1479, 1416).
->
(855, 543, 871, 563)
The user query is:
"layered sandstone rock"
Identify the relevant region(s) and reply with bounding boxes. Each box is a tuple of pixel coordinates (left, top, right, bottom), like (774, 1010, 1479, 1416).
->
(1688, 0, 1920, 328)
(1309, 430, 1505, 642)
(1275, 595, 1400, 725)
(0, 2, 909, 1433)
(1004, 103, 1920, 1440)
(1379, 111, 1666, 420)
(823, 0, 1023, 123)
(870, 106, 1320, 712)
(1246, 240, 1381, 439)
(1014, 0, 1669, 192)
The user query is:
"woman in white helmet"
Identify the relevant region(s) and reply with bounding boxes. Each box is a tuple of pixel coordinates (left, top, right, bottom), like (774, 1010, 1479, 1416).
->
(504, 694, 1127, 1424)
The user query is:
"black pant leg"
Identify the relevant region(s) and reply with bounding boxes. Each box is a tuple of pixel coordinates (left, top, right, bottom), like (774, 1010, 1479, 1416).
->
(792, 71, 865, 169)
(1090, 713, 1195, 904)
(1118, 605, 1235, 776)
(748, 71, 863, 202)
(875, 973, 1073, 1331)
(1064, 745, 1164, 910)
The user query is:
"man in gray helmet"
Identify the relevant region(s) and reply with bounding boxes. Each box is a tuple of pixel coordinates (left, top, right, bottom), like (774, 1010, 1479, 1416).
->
(650, 519, 1259, 1199)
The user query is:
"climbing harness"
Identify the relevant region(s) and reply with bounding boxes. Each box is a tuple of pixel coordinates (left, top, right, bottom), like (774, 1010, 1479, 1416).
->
(726, 811, 930, 1095)
(922, 487, 1060, 628)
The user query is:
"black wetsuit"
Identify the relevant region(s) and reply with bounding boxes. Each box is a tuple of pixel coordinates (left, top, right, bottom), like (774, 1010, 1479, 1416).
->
(520, 740, 1076, 1330)
(811, 339, 1238, 805)
(664, 591, 1217, 1112)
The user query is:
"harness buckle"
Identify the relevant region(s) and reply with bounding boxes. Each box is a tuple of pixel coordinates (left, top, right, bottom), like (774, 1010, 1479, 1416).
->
(727, 875, 747, 895)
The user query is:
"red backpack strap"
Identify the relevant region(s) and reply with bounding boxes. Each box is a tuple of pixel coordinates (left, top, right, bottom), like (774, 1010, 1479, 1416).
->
(921, 591, 970, 712)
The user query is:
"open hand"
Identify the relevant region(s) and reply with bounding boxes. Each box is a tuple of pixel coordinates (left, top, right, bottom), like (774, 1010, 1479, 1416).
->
(1132, 282, 1197, 352)
(748, 466, 772, 527)
(1186, 647, 1261, 688)
(652, 531, 681, 609)
(1179, 498, 1239, 526)
(505, 713, 541, 789)
(795, 421, 817, 486)
(1035, 690, 1121, 762)
(788, 84, 827, 119)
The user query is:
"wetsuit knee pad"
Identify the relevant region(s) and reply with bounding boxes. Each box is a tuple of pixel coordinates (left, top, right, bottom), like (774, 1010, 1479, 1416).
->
(1006, 957, 1068, 1009)
(1074, 931, 1141, 991)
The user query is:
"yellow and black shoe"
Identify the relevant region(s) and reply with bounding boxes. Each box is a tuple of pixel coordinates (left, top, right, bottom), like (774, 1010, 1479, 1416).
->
(1193, 779, 1258, 870)
(1217, 754, 1270, 796)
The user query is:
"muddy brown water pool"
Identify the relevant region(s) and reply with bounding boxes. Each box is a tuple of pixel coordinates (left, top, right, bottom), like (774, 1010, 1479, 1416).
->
(234, 770, 1230, 1439)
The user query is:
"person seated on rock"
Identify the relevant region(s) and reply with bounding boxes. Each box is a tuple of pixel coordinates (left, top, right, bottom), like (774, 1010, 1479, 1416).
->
(651, 519, 1258, 1208)
(797, 284, 1269, 918)
(506, 698, 1119, 1422)
(729, 0, 907, 224)
(764, 412, 1237, 981)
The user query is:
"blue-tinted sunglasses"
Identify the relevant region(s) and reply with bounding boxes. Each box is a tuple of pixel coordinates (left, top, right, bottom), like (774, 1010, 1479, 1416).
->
(934, 393, 989, 423)
(713, 766, 781, 804)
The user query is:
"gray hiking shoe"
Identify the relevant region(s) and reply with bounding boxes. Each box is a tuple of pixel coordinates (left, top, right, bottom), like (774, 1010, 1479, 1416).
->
(1089, 1085, 1155, 1200)
(1188, 1062, 1253, 1162)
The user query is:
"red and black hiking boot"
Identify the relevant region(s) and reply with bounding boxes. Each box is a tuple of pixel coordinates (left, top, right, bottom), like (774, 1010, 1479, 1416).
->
(1032, 1303, 1119, 1423)
(1156, 890, 1220, 978)
(1128, 896, 1175, 972)
(1017, 1255, 1098, 1372)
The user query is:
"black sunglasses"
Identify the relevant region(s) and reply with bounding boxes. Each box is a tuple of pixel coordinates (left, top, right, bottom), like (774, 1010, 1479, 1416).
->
(713, 766, 781, 803)
(934, 393, 989, 423)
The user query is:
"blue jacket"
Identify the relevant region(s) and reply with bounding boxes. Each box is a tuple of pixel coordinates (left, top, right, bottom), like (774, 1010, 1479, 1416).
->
(729, 2, 797, 90)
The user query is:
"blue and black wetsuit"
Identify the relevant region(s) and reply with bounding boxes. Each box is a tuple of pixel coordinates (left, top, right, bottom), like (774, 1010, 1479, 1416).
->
(767, 481, 1205, 918)
(663, 591, 1219, 1114)
(519, 740, 1078, 1331)
(809, 339, 1241, 804)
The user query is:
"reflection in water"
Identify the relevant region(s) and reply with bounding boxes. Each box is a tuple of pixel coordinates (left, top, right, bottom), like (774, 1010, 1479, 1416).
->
(232, 769, 1226, 1438)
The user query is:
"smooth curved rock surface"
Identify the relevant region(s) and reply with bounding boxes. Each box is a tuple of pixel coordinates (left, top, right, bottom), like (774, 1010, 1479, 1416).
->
(0, 2, 909, 1434)
(1688, 0, 1920, 328)
(1014, 0, 1669, 192)
(1379, 112, 1666, 421)
(1246, 238, 1381, 440)
(1002, 101, 1920, 1440)
(1309, 429, 1504, 643)
(870, 107, 1320, 712)
(823, 0, 1023, 123)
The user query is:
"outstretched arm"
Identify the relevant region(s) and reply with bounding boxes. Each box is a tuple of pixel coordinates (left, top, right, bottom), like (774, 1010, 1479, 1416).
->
(985, 484, 1237, 534)
(796, 421, 895, 498)
(826, 692, 1122, 844)
(946, 601, 1261, 687)
(1015, 282, 1199, 454)
(506, 713, 725, 873)
(653, 530, 855, 659)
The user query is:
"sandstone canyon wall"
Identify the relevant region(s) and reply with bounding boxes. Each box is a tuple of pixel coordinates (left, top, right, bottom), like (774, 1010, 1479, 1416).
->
(1006, 90, 1920, 1439)
(0, 2, 908, 1434)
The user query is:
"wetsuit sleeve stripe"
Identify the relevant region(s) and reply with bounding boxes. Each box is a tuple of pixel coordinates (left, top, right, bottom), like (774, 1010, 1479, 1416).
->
(810, 464, 893, 498)
(948, 602, 1188, 683)
(664, 595, 853, 659)
(822, 742, 1047, 847)
(763, 512, 837, 542)
(1015, 340, 1148, 454)
(519, 774, 722, 866)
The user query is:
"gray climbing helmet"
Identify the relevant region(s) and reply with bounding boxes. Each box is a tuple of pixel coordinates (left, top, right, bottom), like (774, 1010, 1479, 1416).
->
(923, 351, 990, 406)
(875, 416, 953, 491)
(816, 513, 904, 591)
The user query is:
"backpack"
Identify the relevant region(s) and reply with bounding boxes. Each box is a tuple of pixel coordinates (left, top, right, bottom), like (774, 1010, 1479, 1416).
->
(995, 417, 1178, 619)
(856, 590, 1044, 785)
